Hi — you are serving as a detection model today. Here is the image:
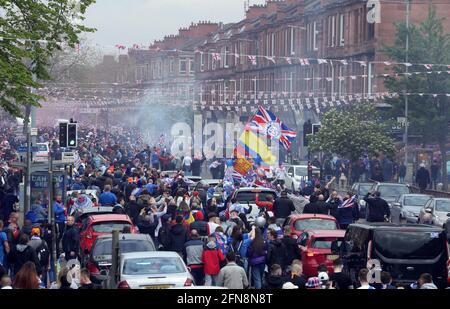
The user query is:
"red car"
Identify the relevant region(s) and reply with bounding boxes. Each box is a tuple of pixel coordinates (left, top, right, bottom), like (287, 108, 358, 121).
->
(297, 229, 346, 277)
(284, 214, 339, 238)
(80, 214, 138, 256)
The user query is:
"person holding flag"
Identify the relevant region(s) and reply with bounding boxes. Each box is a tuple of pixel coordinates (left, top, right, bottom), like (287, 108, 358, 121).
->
(337, 191, 360, 229)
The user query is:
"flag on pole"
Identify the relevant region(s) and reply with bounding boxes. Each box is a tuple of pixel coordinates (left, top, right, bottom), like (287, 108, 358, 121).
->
(286, 57, 292, 65)
(248, 55, 257, 65)
(265, 56, 276, 64)
(212, 53, 221, 61)
(423, 64, 433, 70)
(236, 130, 276, 168)
(247, 106, 297, 150)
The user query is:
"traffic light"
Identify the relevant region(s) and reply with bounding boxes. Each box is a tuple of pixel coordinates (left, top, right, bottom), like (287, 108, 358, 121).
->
(59, 123, 68, 148)
(67, 123, 78, 148)
(303, 120, 312, 147)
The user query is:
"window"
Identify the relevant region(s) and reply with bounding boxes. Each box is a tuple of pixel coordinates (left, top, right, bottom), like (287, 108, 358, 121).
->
(123, 257, 186, 275)
(271, 32, 275, 56)
(290, 27, 295, 55)
(189, 59, 195, 75)
(224, 46, 229, 68)
(179, 59, 187, 74)
(92, 222, 132, 233)
(313, 21, 319, 51)
(331, 15, 336, 47)
(169, 58, 174, 73)
(266, 34, 270, 56)
(339, 14, 345, 46)
(200, 53, 205, 72)
(294, 219, 338, 231)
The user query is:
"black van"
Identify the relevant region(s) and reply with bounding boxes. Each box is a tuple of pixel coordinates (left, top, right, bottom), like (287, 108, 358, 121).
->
(335, 223, 449, 289)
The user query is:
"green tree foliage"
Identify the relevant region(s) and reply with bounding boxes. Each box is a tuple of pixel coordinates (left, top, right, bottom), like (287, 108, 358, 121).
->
(308, 103, 395, 163)
(383, 6, 450, 189)
(0, 0, 96, 117)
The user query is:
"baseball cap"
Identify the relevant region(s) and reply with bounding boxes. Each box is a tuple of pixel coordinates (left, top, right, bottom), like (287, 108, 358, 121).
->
(306, 277, 321, 288)
(282, 282, 299, 289)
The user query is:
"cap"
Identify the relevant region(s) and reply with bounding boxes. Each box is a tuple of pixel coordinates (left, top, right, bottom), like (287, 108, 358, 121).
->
(282, 282, 299, 289)
(306, 277, 321, 288)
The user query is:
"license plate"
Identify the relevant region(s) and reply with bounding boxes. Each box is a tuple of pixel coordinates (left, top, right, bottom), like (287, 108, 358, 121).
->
(144, 285, 171, 289)
(327, 255, 339, 261)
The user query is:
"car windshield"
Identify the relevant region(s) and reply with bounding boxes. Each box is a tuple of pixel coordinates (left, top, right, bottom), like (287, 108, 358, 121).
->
(93, 239, 155, 257)
(373, 230, 446, 259)
(378, 185, 409, 197)
(294, 219, 338, 231)
(92, 221, 132, 233)
(404, 196, 431, 207)
(235, 191, 276, 203)
(435, 200, 450, 212)
(123, 257, 186, 275)
(295, 167, 308, 176)
(312, 238, 342, 249)
(359, 185, 373, 196)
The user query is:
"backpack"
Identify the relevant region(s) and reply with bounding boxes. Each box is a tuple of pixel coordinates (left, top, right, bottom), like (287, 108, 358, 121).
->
(229, 240, 244, 267)
(36, 240, 50, 268)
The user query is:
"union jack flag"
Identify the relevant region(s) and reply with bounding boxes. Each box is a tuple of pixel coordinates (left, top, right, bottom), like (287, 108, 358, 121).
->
(299, 58, 310, 66)
(248, 55, 257, 65)
(247, 106, 297, 150)
(212, 53, 221, 61)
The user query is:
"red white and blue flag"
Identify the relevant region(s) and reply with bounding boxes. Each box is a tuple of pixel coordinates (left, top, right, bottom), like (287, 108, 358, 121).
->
(247, 106, 297, 150)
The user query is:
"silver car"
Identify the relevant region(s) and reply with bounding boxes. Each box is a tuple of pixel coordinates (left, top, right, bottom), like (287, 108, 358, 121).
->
(114, 252, 194, 289)
(391, 194, 432, 224)
(418, 198, 450, 228)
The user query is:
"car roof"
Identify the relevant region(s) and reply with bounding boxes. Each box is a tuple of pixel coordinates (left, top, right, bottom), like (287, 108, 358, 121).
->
(375, 183, 409, 187)
(349, 223, 444, 231)
(121, 251, 181, 259)
(304, 230, 346, 238)
(235, 187, 277, 193)
(289, 214, 337, 220)
(432, 198, 450, 201)
(400, 194, 432, 197)
(95, 234, 151, 241)
(88, 214, 132, 223)
(354, 182, 374, 186)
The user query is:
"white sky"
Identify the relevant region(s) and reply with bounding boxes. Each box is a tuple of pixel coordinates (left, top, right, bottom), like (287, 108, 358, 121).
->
(84, 0, 266, 53)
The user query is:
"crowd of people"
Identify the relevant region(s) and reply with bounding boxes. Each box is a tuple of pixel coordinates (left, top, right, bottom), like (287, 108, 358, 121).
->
(0, 123, 444, 289)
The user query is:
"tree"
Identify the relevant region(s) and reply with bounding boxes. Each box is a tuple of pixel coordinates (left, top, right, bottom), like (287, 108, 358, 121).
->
(308, 103, 395, 179)
(383, 6, 450, 190)
(0, 0, 95, 118)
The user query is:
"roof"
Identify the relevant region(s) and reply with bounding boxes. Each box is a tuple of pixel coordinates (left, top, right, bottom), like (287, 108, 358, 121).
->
(235, 187, 277, 192)
(120, 251, 182, 259)
(289, 214, 337, 221)
(304, 229, 346, 238)
(88, 214, 132, 223)
(95, 234, 152, 241)
(349, 223, 444, 231)
(374, 183, 409, 187)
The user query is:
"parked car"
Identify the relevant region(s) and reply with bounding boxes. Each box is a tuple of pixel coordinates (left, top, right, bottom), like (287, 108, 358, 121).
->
(351, 182, 374, 219)
(284, 214, 339, 238)
(284, 165, 320, 193)
(227, 187, 277, 222)
(111, 251, 194, 289)
(194, 179, 222, 199)
(297, 229, 346, 277)
(418, 198, 450, 228)
(370, 183, 411, 206)
(335, 223, 449, 289)
(86, 234, 156, 283)
(391, 194, 432, 224)
(80, 214, 137, 256)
